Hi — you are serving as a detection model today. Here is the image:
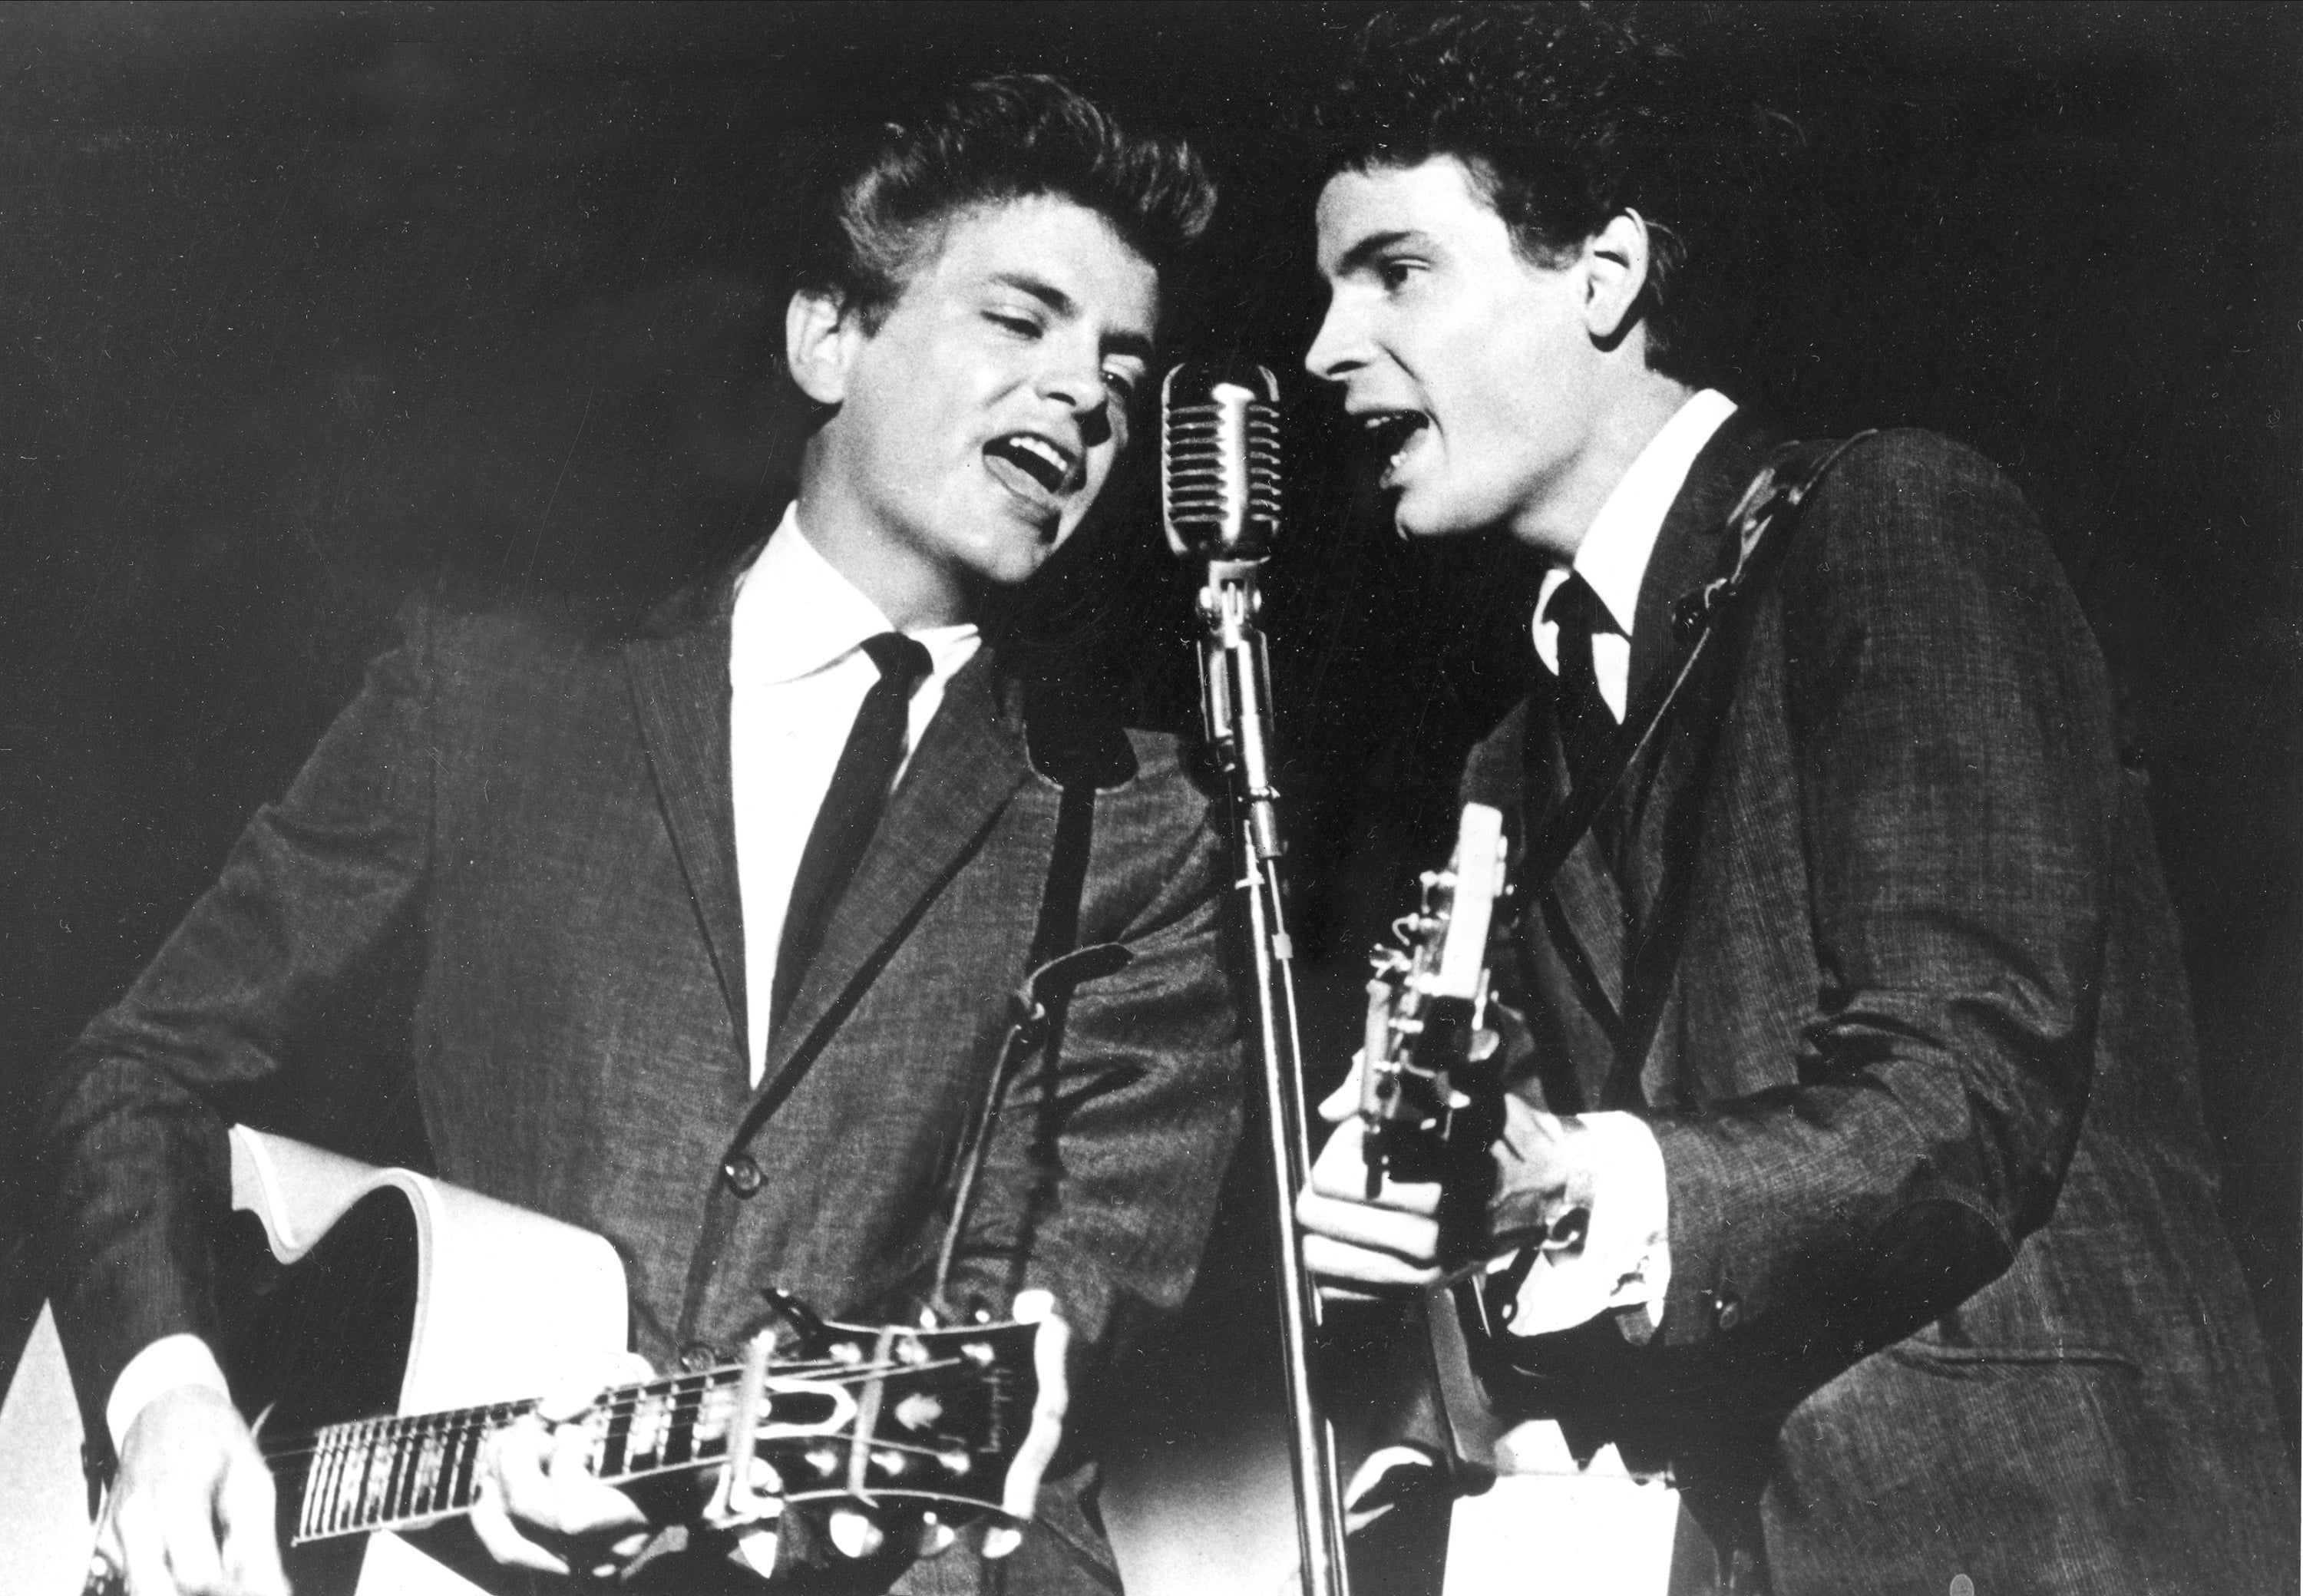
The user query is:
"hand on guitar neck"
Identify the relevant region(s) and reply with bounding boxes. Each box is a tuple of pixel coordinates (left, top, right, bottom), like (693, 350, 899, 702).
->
(1298, 1076, 1589, 1296)
(1294, 802, 1593, 1298)
(465, 1351, 658, 1581)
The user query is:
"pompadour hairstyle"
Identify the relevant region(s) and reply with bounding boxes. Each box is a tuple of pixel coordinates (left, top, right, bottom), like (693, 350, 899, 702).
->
(1319, 5, 1765, 382)
(791, 74, 1216, 330)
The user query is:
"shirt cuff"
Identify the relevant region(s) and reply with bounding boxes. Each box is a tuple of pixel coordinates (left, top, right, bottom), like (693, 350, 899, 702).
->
(107, 1334, 232, 1453)
(1503, 1111, 1671, 1340)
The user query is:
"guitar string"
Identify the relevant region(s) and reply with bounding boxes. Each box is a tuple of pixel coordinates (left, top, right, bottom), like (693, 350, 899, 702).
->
(275, 1376, 1016, 1537)
(256, 1356, 1005, 1469)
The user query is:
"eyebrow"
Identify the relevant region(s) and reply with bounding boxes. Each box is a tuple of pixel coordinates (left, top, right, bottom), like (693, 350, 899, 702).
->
(988, 270, 1155, 361)
(1327, 228, 1422, 279)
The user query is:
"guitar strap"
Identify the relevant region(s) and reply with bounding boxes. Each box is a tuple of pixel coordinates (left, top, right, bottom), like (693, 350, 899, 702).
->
(1515, 431, 1875, 903)
(1423, 431, 1875, 1485)
(927, 719, 1128, 1321)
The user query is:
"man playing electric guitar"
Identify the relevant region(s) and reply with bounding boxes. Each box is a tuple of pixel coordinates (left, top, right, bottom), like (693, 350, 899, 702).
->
(1292, 10, 2295, 1594)
(45, 73, 1244, 1595)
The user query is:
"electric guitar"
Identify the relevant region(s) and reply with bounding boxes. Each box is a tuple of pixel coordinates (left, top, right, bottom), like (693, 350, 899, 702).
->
(45, 1127, 1059, 1596)
(1360, 804, 1679, 1594)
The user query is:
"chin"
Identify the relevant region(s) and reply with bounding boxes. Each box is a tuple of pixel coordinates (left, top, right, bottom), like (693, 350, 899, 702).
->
(1391, 493, 1483, 542)
(960, 540, 1056, 593)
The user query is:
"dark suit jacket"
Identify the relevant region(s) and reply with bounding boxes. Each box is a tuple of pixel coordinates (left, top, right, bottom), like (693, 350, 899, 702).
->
(44, 552, 1246, 1591)
(1460, 416, 2295, 1593)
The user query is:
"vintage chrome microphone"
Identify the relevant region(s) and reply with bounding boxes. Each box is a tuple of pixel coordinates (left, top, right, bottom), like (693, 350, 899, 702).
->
(1161, 364, 1351, 1596)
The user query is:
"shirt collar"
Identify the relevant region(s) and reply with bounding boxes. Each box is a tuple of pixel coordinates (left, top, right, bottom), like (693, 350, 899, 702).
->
(1538, 388, 1739, 642)
(732, 503, 979, 686)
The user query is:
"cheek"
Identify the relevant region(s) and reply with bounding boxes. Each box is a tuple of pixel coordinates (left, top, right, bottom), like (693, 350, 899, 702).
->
(1083, 439, 1122, 499)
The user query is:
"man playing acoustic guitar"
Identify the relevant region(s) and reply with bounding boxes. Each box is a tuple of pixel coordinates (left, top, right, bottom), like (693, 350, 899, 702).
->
(46, 73, 1243, 1595)
(1293, 9, 2296, 1593)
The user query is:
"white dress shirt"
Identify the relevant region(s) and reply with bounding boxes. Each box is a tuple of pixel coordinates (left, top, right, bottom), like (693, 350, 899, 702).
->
(729, 505, 979, 1081)
(106, 504, 980, 1452)
(1505, 387, 1736, 1342)
(1533, 386, 1741, 716)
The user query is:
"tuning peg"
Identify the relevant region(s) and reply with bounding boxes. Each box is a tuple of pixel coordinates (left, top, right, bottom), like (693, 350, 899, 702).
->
(828, 1507, 886, 1560)
(893, 1392, 944, 1430)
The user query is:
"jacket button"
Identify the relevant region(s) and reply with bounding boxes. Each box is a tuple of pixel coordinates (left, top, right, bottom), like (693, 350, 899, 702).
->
(722, 1152, 764, 1197)
(1713, 1290, 1743, 1331)
(679, 1342, 719, 1373)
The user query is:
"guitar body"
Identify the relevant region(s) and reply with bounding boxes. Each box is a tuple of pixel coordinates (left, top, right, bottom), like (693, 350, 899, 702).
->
(221, 1126, 629, 1596)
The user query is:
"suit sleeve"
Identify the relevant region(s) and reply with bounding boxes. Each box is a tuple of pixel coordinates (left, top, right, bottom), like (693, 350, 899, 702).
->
(939, 762, 1247, 1364)
(41, 606, 437, 1423)
(1645, 432, 2113, 1380)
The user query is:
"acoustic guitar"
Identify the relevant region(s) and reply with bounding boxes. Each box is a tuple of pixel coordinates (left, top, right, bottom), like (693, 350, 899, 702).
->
(13, 1126, 1056, 1596)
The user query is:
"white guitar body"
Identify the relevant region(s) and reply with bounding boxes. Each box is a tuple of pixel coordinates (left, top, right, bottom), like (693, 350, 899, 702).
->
(225, 1126, 630, 1594)
(1443, 1435, 1679, 1594)
(1, 1126, 626, 1596)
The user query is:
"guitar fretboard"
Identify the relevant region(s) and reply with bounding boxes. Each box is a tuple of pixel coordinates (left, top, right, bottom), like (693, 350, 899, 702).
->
(276, 1366, 816, 1542)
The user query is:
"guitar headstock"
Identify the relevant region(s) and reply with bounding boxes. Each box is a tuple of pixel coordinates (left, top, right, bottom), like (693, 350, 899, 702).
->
(1360, 803, 1509, 1260)
(736, 1310, 1045, 1526)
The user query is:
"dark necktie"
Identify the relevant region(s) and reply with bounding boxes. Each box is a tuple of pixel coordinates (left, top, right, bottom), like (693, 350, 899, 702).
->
(1545, 572, 1618, 802)
(773, 631, 934, 1034)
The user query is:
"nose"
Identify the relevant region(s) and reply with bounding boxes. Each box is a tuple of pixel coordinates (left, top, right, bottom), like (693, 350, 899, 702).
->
(1303, 292, 1363, 383)
(1035, 336, 1118, 448)
(1036, 335, 1105, 417)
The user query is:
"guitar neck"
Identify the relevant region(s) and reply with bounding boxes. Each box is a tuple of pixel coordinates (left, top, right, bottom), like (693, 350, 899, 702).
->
(268, 1362, 829, 1544)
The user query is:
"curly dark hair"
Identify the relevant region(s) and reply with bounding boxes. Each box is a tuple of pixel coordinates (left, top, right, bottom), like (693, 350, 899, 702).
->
(1319, 5, 1769, 382)
(791, 74, 1216, 331)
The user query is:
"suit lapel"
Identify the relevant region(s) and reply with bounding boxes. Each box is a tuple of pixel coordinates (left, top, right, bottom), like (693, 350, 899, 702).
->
(1619, 415, 1779, 907)
(623, 569, 750, 1060)
(1609, 415, 1783, 1100)
(1512, 411, 1781, 1092)
(1626, 409, 1778, 712)
(754, 648, 1036, 1110)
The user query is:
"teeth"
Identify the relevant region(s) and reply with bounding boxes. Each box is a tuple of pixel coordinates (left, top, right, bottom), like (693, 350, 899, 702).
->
(1362, 412, 1428, 465)
(989, 433, 1074, 494)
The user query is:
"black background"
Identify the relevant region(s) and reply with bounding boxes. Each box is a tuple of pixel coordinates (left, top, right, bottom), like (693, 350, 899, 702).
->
(3, 2, 2295, 1581)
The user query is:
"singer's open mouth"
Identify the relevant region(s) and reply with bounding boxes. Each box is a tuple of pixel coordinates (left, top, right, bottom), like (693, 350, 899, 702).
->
(1362, 411, 1429, 472)
(985, 432, 1079, 497)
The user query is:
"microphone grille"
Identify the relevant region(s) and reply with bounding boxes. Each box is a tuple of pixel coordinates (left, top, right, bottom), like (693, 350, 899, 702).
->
(1161, 364, 1281, 560)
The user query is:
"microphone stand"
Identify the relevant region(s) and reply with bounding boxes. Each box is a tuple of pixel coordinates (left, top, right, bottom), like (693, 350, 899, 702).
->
(1190, 557, 1352, 1596)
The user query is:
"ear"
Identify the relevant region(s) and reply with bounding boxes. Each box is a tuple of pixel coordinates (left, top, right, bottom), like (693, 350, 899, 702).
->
(785, 288, 861, 405)
(1579, 210, 1652, 344)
